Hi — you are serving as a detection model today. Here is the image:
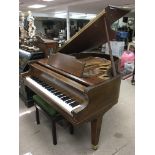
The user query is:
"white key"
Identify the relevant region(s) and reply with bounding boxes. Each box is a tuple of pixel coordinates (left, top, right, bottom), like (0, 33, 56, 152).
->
(26, 77, 81, 116)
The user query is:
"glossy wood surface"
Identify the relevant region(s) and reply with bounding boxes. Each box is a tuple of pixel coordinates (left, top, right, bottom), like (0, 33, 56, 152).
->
(22, 56, 121, 148)
(30, 63, 86, 92)
(37, 52, 120, 86)
(91, 115, 103, 149)
(58, 6, 129, 54)
(48, 53, 85, 77)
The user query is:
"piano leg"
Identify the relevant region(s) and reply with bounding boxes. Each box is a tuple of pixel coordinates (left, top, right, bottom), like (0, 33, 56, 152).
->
(91, 115, 103, 150)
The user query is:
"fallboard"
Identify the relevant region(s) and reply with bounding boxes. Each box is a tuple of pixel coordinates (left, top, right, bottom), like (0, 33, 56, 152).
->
(30, 63, 86, 92)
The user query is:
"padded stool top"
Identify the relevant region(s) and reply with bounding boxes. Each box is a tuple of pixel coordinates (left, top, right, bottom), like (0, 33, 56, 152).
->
(33, 95, 58, 116)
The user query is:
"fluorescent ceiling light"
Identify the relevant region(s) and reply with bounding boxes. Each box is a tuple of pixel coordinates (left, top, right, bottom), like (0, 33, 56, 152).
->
(71, 13, 86, 18)
(71, 13, 96, 19)
(55, 11, 66, 14)
(85, 14, 96, 19)
(54, 11, 96, 19)
(42, 0, 54, 1)
(54, 13, 67, 18)
(28, 4, 46, 9)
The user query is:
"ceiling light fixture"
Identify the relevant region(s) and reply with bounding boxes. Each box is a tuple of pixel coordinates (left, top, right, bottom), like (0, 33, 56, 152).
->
(71, 13, 96, 19)
(42, 0, 54, 1)
(28, 4, 46, 9)
(54, 12, 67, 18)
(85, 14, 96, 19)
(54, 11, 96, 19)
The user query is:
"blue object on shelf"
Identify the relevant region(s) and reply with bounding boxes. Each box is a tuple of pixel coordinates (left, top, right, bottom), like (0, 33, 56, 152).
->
(116, 31, 128, 39)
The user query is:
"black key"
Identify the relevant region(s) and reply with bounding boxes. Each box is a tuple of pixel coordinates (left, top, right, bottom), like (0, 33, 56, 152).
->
(57, 94, 64, 97)
(65, 98, 72, 102)
(70, 102, 79, 108)
(59, 95, 66, 98)
(33, 78, 40, 82)
(44, 85, 51, 89)
(40, 81, 46, 85)
(61, 96, 71, 101)
(33, 77, 40, 81)
(53, 92, 61, 95)
(44, 86, 51, 89)
(35, 78, 39, 81)
(37, 80, 43, 84)
(41, 83, 47, 86)
(35, 79, 42, 83)
(32, 76, 37, 79)
(32, 77, 37, 80)
(45, 85, 52, 89)
(37, 80, 44, 83)
(65, 99, 74, 103)
(47, 87, 53, 91)
(49, 89, 55, 92)
(50, 90, 57, 93)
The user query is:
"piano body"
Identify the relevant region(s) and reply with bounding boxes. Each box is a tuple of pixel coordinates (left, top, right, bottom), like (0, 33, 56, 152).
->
(21, 6, 129, 149)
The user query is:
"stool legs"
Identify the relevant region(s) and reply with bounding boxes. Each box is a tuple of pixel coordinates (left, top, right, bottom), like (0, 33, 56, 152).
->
(35, 106, 40, 124)
(69, 123, 74, 135)
(52, 120, 57, 145)
(34, 103, 74, 146)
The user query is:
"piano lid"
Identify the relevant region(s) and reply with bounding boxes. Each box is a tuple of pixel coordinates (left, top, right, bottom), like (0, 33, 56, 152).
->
(58, 6, 130, 54)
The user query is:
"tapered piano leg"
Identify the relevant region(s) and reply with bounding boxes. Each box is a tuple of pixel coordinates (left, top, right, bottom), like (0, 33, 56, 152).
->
(91, 115, 103, 150)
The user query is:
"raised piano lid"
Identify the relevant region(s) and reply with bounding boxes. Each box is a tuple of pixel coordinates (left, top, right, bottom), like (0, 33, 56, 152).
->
(37, 6, 130, 86)
(57, 5, 130, 54)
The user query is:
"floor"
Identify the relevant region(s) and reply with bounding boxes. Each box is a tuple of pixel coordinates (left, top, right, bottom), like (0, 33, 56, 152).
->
(19, 79, 135, 155)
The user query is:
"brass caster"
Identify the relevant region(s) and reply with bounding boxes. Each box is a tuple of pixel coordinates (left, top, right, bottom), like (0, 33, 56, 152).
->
(92, 145, 98, 150)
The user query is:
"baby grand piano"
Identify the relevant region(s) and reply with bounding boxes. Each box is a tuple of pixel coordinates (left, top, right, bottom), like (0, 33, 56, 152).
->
(21, 6, 130, 150)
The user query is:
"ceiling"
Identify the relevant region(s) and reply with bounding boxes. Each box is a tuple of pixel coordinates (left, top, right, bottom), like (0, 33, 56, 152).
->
(19, 0, 135, 17)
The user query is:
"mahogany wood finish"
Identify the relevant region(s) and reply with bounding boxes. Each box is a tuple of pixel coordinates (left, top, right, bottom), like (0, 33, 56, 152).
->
(22, 54, 121, 148)
(58, 6, 129, 54)
(39, 58, 106, 86)
(30, 63, 86, 92)
(21, 6, 130, 150)
(91, 115, 103, 150)
(48, 53, 85, 77)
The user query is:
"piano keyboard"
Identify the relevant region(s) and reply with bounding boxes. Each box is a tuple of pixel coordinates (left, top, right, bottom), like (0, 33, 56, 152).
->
(26, 76, 82, 116)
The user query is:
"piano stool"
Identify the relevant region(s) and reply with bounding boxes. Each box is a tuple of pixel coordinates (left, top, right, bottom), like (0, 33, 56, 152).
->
(33, 95, 74, 145)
